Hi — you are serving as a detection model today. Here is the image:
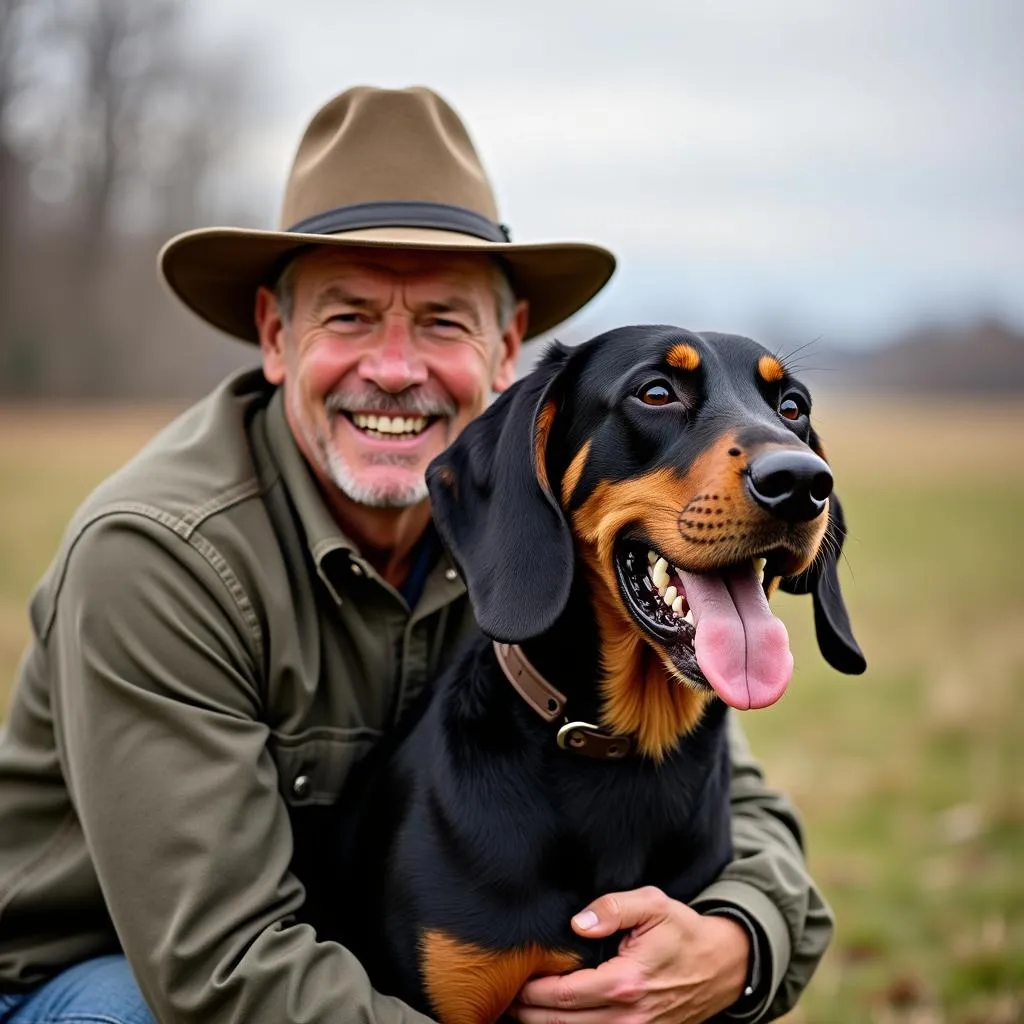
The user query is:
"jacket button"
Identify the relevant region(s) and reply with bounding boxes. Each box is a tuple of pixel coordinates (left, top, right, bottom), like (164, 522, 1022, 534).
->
(292, 774, 311, 799)
(350, 562, 364, 576)
(444, 567, 459, 581)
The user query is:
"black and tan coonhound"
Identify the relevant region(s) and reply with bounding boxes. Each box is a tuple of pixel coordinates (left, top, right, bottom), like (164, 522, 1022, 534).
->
(334, 325, 866, 1024)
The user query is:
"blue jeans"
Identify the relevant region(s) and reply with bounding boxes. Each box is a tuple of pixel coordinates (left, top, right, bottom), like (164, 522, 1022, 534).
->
(0, 955, 155, 1024)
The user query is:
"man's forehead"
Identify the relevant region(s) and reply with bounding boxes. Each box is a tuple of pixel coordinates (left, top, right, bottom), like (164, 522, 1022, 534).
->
(293, 246, 494, 291)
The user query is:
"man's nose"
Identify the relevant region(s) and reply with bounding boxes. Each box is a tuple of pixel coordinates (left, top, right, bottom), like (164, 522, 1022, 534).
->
(359, 320, 429, 392)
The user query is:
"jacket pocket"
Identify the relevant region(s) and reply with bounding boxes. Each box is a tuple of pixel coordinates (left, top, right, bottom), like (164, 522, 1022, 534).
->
(268, 726, 383, 807)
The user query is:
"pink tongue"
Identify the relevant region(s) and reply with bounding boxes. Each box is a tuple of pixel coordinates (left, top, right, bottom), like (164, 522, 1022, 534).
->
(677, 566, 792, 710)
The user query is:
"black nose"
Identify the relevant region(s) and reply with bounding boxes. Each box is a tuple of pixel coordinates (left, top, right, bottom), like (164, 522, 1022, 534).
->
(746, 449, 833, 523)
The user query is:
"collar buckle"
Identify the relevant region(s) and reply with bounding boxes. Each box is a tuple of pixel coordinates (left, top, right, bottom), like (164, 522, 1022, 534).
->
(493, 642, 634, 760)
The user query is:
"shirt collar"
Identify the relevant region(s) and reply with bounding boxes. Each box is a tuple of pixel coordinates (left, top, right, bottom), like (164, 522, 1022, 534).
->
(264, 386, 358, 568)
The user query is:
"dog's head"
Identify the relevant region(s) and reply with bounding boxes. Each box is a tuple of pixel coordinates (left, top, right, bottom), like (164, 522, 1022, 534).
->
(428, 326, 865, 752)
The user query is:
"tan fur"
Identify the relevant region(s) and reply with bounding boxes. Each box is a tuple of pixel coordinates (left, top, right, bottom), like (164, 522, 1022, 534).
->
(666, 343, 701, 371)
(420, 930, 581, 1024)
(561, 439, 592, 506)
(757, 353, 785, 383)
(568, 435, 828, 757)
(534, 400, 557, 495)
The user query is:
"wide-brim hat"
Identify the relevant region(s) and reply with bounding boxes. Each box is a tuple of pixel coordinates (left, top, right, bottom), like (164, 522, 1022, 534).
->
(160, 86, 616, 343)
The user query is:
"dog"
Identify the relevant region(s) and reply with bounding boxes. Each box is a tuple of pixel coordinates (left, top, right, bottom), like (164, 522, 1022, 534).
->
(333, 325, 865, 1024)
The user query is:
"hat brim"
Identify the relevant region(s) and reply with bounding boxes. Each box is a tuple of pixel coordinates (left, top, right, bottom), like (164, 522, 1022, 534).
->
(159, 225, 615, 343)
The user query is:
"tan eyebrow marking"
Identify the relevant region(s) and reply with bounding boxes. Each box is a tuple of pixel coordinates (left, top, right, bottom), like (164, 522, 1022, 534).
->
(666, 344, 701, 371)
(757, 354, 785, 383)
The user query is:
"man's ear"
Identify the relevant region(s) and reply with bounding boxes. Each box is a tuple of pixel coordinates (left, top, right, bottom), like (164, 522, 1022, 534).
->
(428, 341, 573, 643)
(492, 300, 529, 393)
(779, 491, 866, 675)
(255, 285, 286, 385)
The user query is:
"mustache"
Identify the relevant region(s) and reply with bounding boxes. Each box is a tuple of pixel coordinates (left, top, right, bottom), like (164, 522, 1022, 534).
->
(325, 387, 457, 420)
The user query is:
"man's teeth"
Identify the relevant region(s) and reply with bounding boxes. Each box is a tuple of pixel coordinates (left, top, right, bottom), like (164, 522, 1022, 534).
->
(645, 549, 767, 621)
(351, 413, 429, 436)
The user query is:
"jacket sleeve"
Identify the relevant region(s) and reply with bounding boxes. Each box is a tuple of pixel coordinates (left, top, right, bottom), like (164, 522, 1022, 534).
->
(47, 513, 435, 1024)
(690, 713, 834, 1022)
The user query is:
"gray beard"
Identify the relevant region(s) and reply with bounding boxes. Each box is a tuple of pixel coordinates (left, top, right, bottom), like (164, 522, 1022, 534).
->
(291, 388, 443, 509)
(322, 442, 429, 509)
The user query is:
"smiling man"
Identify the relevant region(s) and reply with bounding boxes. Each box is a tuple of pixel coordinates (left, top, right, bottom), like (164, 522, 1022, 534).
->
(257, 247, 527, 583)
(0, 87, 832, 1024)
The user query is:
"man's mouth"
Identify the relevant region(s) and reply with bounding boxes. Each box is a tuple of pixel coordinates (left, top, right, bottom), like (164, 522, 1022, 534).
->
(613, 540, 794, 711)
(340, 412, 441, 441)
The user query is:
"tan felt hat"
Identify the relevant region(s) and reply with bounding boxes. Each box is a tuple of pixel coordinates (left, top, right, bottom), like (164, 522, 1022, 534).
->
(160, 86, 616, 343)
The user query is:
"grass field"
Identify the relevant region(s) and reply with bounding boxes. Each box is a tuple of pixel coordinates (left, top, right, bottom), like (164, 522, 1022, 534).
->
(1, 397, 1022, 1023)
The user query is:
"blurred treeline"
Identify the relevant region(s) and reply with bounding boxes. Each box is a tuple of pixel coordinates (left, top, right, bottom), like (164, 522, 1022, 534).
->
(2, 1, 1022, 401)
(0, 0, 254, 399)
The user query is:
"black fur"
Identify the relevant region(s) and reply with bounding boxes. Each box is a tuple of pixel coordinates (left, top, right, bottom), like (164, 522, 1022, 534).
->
(331, 326, 864, 1019)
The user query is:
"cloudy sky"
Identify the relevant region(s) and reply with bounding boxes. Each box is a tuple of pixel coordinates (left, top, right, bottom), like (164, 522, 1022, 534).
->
(193, 0, 1022, 347)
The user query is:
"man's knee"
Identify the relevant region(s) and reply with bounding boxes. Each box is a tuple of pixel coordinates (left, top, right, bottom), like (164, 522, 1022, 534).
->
(7, 954, 155, 1024)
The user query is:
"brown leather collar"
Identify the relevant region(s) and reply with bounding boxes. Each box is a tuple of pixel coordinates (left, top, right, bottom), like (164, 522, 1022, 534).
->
(492, 642, 634, 760)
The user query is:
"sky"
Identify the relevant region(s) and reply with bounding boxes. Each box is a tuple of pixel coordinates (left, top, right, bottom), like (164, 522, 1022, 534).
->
(192, 0, 1023, 348)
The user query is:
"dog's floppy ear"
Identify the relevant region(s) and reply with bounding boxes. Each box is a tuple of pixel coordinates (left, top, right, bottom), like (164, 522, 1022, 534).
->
(427, 344, 574, 643)
(779, 491, 866, 675)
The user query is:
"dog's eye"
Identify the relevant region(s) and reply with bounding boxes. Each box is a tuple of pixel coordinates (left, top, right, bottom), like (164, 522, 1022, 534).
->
(639, 381, 676, 406)
(779, 395, 808, 421)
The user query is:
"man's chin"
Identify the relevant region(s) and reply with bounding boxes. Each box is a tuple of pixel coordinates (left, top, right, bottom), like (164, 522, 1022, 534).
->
(326, 461, 429, 510)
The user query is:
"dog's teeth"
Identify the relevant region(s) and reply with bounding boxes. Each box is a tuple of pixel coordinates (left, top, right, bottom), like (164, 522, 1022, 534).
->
(683, 609, 694, 625)
(652, 557, 670, 590)
(754, 556, 766, 583)
(671, 595, 684, 614)
(664, 585, 678, 606)
(647, 550, 657, 566)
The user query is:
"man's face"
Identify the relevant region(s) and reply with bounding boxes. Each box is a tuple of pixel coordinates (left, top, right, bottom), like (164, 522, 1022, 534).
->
(257, 247, 526, 509)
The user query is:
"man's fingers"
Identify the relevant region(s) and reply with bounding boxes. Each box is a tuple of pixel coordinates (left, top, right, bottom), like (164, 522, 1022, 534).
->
(517, 959, 646, 1010)
(507, 1002, 614, 1024)
(571, 885, 673, 939)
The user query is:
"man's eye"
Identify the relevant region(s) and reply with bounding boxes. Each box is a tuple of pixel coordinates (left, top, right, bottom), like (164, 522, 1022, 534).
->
(638, 381, 676, 406)
(779, 395, 809, 421)
(327, 313, 366, 325)
(426, 317, 465, 331)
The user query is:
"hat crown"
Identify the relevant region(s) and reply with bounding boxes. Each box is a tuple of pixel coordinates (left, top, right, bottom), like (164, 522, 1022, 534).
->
(279, 86, 500, 231)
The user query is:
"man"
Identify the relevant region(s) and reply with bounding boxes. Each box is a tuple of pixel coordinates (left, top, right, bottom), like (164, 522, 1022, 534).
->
(0, 87, 832, 1024)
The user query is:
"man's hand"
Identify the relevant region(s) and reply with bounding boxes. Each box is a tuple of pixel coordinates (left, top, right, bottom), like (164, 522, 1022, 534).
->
(509, 886, 750, 1024)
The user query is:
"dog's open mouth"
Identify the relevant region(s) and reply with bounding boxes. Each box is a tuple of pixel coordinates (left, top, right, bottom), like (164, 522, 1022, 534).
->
(614, 540, 794, 710)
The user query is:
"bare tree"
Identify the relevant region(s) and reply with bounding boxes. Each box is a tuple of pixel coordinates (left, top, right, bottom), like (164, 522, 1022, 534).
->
(0, 0, 255, 398)
(0, 0, 35, 384)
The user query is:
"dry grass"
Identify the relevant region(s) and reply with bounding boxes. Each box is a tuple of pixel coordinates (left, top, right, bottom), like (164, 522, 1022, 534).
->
(1, 395, 1022, 1021)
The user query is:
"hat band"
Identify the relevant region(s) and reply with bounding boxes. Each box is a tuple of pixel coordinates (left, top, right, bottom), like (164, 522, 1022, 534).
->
(288, 200, 512, 243)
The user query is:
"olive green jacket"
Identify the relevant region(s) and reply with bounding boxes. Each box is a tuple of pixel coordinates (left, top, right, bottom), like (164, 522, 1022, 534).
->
(0, 369, 832, 1023)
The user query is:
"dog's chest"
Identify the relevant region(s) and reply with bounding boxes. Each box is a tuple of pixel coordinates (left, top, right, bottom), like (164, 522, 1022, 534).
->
(541, 729, 733, 901)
